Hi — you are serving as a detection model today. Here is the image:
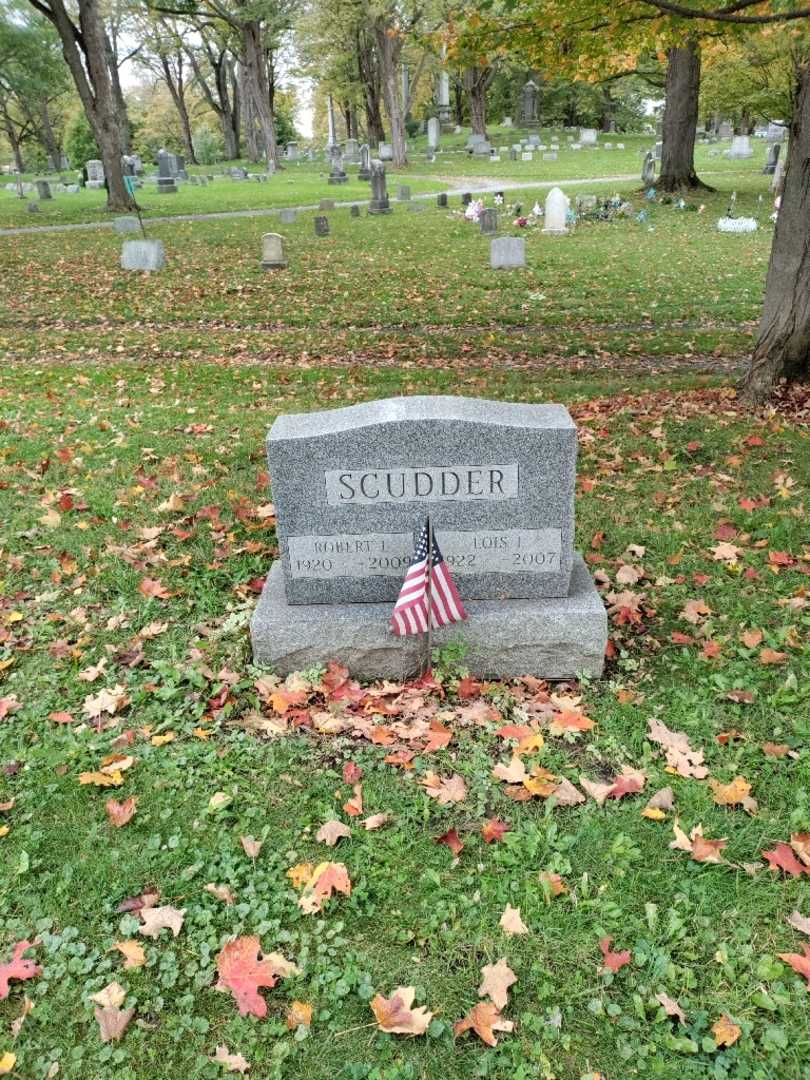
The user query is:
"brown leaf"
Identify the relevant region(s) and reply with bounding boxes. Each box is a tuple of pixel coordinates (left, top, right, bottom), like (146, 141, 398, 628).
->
(436, 828, 464, 856)
(205, 883, 236, 905)
(90, 982, 126, 1009)
(786, 911, 810, 938)
(478, 958, 517, 1011)
(138, 904, 185, 938)
(763, 842, 809, 877)
(481, 818, 510, 843)
(370, 986, 433, 1035)
(419, 771, 467, 805)
(670, 820, 727, 864)
(647, 718, 708, 779)
(646, 786, 675, 812)
(551, 777, 585, 806)
(361, 812, 390, 831)
(94, 1006, 134, 1043)
(777, 944, 810, 987)
(453, 1001, 514, 1046)
(240, 836, 262, 858)
(492, 757, 527, 783)
(655, 992, 686, 1024)
(138, 577, 171, 600)
(316, 819, 351, 847)
(791, 833, 810, 867)
(712, 1014, 742, 1047)
(343, 782, 363, 817)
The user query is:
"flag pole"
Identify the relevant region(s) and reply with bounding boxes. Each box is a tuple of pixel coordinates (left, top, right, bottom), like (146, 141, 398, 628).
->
(424, 515, 433, 675)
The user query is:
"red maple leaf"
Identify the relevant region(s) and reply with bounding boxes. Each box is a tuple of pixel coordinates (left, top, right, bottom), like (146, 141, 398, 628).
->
(436, 828, 464, 855)
(600, 937, 631, 973)
(481, 818, 510, 843)
(763, 843, 809, 877)
(456, 676, 481, 700)
(342, 762, 363, 784)
(778, 944, 810, 988)
(215, 936, 282, 1018)
(0, 940, 41, 998)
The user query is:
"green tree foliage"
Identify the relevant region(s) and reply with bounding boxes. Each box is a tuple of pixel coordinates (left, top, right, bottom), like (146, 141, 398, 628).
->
(64, 110, 99, 166)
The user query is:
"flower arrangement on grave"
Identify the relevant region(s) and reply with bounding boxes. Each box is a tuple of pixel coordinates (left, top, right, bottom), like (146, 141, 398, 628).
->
(717, 189, 757, 232)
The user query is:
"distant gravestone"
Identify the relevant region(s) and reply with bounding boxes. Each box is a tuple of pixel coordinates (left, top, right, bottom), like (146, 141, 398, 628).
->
(502, 116, 513, 127)
(328, 145, 348, 184)
(726, 135, 753, 159)
(767, 122, 786, 141)
(764, 143, 781, 175)
(521, 151, 533, 162)
(114, 216, 140, 234)
(461, 192, 472, 206)
(427, 117, 440, 149)
(319, 198, 336, 210)
(350, 204, 360, 217)
(121, 239, 165, 272)
(260, 232, 287, 269)
(86, 160, 105, 189)
(542, 152, 558, 161)
(479, 208, 498, 235)
(521, 80, 540, 127)
(579, 128, 598, 146)
(286, 142, 299, 161)
(437, 192, 448, 207)
(249, 395, 606, 679)
(397, 185, 411, 201)
(368, 161, 391, 214)
(719, 120, 733, 138)
(641, 151, 656, 185)
(344, 138, 360, 163)
(36, 180, 52, 200)
(654, 140, 663, 161)
(490, 236, 525, 269)
(358, 143, 371, 181)
(314, 216, 330, 237)
(156, 151, 177, 194)
(27, 202, 40, 213)
(378, 142, 393, 161)
(527, 134, 541, 148)
(280, 208, 297, 225)
(509, 148, 518, 161)
(543, 187, 569, 234)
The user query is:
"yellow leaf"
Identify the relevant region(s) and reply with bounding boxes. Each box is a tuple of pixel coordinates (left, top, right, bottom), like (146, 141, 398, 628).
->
(151, 732, 175, 746)
(286, 1000, 313, 1029)
(79, 770, 124, 787)
(642, 807, 667, 821)
(0, 1052, 17, 1075)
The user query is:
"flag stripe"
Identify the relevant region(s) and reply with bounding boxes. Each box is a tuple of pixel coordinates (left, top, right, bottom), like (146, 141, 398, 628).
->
(390, 521, 467, 637)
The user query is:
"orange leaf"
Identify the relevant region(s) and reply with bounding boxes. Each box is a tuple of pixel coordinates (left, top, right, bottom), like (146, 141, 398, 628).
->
(370, 986, 433, 1035)
(712, 1014, 742, 1047)
(105, 797, 137, 827)
(481, 818, 510, 843)
(600, 937, 631, 973)
(454, 1001, 514, 1046)
(215, 936, 298, 1018)
(436, 828, 464, 856)
(777, 944, 810, 987)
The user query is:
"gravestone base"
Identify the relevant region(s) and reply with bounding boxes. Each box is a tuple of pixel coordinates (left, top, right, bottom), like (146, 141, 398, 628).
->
(251, 555, 606, 681)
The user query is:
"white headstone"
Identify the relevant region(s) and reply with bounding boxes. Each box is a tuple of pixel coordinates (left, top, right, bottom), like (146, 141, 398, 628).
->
(121, 239, 165, 272)
(427, 117, 440, 149)
(579, 128, 598, 146)
(542, 187, 569, 234)
(726, 135, 753, 159)
(261, 232, 287, 269)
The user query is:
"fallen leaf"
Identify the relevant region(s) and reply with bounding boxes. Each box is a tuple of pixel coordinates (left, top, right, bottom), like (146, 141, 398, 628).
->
(552, 777, 585, 806)
(205, 883, 236, 905)
(499, 904, 528, 936)
(316, 819, 351, 847)
(492, 757, 527, 783)
(647, 718, 708, 779)
(0, 1053, 16, 1075)
(240, 836, 262, 858)
(286, 1000, 313, 1029)
(90, 982, 126, 1009)
(113, 941, 145, 969)
(600, 937, 631, 973)
(478, 958, 516, 1010)
(670, 820, 727, 863)
(138, 905, 185, 938)
(791, 833, 810, 867)
(453, 1001, 514, 1046)
(481, 818, 510, 843)
(79, 770, 123, 788)
(709, 776, 757, 814)
(0, 940, 41, 999)
(138, 577, 171, 600)
(712, 1014, 742, 1047)
(105, 797, 137, 827)
(298, 862, 351, 914)
(763, 842, 809, 877)
(655, 992, 686, 1024)
(361, 813, 390, 830)
(778, 944, 810, 987)
(420, 771, 467, 805)
(343, 783, 363, 817)
(539, 871, 567, 898)
(209, 1045, 250, 1073)
(786, 911, 810, 938)
(215, 937, 298, 1018)
(95, 1006, 134, 1043)
(370, 986, 433, 1035)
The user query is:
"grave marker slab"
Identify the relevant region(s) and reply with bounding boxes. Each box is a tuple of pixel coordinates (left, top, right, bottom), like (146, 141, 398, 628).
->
(121, 239, 165, 271)
(490, 236, 525, 269)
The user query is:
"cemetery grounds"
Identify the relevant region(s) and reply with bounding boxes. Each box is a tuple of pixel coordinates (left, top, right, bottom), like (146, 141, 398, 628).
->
(0, 131, 809, 1080)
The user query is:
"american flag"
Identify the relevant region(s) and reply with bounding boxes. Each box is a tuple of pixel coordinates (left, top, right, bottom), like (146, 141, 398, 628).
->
(390, 521, 467, 636)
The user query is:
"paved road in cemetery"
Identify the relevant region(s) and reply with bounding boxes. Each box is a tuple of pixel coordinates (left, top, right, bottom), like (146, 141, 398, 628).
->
(0, 174, 645, 237)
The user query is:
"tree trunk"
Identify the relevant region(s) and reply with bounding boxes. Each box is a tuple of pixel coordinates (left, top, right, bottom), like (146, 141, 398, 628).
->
(463, 66, 490, 137)
(454, 79, 464, 125)
(241, 21, 279, 171)
(739, 59, 810, 402)
(6, 126, 25, 173)
(37, 0, 135, 211)
(374, 17, 406, 166)
(186, 31, 240, 160)
(161, 58, 198, 164)
(105, 31, 131, 154)
(356, 27, 385, 144)
(39, 101, 61, 164)
(659, 39, 711, 192)
(600, 86, 615, 132)
(349, 103, 358, 139)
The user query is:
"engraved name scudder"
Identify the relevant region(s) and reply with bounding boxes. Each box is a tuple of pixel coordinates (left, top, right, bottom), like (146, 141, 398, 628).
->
(325, 463, 519, 507)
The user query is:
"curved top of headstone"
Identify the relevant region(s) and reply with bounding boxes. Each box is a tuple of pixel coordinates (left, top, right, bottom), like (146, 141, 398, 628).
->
(270, 395, 574, 441)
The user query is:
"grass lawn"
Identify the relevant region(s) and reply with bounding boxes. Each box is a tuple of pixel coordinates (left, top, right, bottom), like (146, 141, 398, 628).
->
(0, 359, 809, 1080)
(1, 175, 771, 366)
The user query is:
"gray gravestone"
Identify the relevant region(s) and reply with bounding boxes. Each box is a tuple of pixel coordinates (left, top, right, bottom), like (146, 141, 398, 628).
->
(764, 143, 781, 174)
(261, 232, 287, 269)
(314, 216, 330, 236)
(36, 180, 52, 200)
(328, 144, 348, 184)
(358, 143, 371, 181)
(437, 192, 448, 207)
(114, 216, 140, 234)
(397, 185, 411, 201)
(121, 239, 165, 271)
(86, 159, 105, 189)
(344, 138, 360, 163)
(490, 236, 525, 269)
(427, 117, 440, 149)
(280, 208, 297, 224)
(378, 142, 393, 161)
(350, 204, 360, 217)
(461, 192, 472, 206)
(641, 151, 656, 185)
(250, 396, 606, 678)
(156, 151, 177, 194)
(319, 198, 336, 210)
(479, 208, 498, 235)
(368, 161, 391, 214)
